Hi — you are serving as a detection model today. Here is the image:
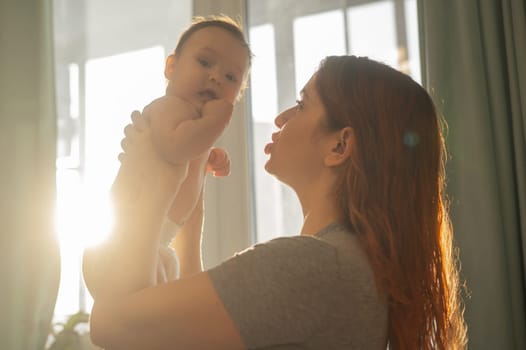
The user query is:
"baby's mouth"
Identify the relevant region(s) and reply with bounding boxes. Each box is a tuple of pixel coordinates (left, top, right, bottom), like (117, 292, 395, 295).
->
(199, 89, 217, 101)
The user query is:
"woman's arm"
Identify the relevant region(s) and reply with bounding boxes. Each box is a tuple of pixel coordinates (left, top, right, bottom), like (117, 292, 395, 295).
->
(170, 147, 231, 277)
(88, 187, 243, 350)
(171, 189, 205, 277)
(89, 272, 244, 350)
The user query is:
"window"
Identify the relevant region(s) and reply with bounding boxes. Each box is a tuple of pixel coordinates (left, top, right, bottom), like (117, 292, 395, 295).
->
(247, 0, 421, 242)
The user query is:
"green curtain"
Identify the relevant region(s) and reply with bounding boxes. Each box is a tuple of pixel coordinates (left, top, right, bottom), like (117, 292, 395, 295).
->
(418, 0, 526, 348)
(0, 0, 61, 349)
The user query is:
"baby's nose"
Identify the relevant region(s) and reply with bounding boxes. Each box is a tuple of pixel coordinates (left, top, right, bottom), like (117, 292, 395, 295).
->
(209, 69, 221, 84)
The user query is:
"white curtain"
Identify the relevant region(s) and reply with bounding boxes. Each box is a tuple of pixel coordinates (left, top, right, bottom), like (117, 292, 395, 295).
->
(0, 0, 60, 349)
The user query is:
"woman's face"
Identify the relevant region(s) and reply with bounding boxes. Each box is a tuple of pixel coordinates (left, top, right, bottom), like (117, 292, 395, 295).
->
(264, 73, 333, 188)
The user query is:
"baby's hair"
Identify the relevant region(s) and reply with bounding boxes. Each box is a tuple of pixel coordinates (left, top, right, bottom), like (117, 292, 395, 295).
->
(174, 14, 253, 68)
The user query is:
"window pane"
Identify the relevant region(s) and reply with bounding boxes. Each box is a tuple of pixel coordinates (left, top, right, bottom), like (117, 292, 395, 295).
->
(85, 47, 166, 192)
(293, 10, 346, 94)
(347, 0, 398, 68)
(249, 24, 287, 242)
(250, 24, 278, 124)
(404, 0, 421, 83)
(54, 169, 83, 317)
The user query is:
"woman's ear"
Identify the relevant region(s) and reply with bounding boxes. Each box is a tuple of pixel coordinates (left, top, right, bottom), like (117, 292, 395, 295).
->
(164, 54, 177, 79)
(325, 127, 353, 167)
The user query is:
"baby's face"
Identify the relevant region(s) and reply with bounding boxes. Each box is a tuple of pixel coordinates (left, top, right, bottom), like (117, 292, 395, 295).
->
(166, 26, 249, 109)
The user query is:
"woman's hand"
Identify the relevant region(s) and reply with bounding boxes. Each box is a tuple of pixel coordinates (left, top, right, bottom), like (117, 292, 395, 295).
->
(207, 147, 231, 177)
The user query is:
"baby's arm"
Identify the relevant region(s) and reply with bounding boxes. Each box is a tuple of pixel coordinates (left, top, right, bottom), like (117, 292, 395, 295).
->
(167, 99, 233, 162)
(145, 96, 199, 164)
(147, 97, 233, 164)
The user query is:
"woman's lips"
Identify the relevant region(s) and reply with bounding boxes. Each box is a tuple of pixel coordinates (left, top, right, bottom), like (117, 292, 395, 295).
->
(265, 131, 280, 154)
(264, 143, 272, 155)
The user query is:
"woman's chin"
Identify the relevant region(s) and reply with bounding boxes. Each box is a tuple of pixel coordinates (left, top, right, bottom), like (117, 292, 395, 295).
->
(264, 159, 275, 175)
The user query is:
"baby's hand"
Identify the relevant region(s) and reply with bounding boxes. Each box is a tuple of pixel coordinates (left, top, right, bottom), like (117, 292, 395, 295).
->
(201, 99, 234, 126)
(207, 147, 230, 177)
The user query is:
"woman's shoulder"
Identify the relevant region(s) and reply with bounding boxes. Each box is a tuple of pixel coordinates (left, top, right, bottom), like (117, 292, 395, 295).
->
(231, 230, 340, 269)
(248, 222, 354, 249)
(211, 222, 370, 284)
(208, 230, 341, 291)
(315, 221, 381, 279)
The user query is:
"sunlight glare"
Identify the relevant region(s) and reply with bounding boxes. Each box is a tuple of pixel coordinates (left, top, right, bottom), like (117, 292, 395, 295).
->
(55, 181, 114, 248)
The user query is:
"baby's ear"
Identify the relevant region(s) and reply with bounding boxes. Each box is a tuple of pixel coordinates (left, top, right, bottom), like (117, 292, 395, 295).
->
(324, 127, 354, 167)
(164, 54, 177, 79)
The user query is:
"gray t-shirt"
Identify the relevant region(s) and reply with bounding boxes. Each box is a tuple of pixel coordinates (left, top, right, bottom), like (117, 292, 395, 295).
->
(208, 222, 388, 349)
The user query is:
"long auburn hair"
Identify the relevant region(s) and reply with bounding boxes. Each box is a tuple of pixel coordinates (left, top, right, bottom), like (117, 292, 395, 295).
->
(315, 56, 467, 349)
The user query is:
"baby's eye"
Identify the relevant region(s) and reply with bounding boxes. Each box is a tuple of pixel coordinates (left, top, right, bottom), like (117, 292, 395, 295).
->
(225, 73, 237, 82)
(198, 58, 210, 67)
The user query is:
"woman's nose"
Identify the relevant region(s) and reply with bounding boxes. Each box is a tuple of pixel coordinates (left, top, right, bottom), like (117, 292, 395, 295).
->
(274, 113, 284, 128)
(274, 107, 292, 128)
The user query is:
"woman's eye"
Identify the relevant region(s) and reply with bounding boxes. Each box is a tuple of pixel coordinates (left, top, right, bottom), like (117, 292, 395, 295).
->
(295, 99, 304, 110)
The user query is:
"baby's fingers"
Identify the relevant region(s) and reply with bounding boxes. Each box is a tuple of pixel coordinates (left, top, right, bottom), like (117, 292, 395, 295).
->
(119, 121, 149, 164)
(207, 148, 231, 177)
(212, 161, 230, 177)
(131, 110, 149, 131)
(120, 124, 137, 151)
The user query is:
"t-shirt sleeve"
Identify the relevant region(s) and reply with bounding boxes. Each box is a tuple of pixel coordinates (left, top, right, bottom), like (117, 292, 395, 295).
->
(207, 236, 339, 348)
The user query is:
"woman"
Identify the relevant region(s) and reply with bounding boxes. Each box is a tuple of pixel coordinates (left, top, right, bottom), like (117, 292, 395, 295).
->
(84, 55, 467, 349)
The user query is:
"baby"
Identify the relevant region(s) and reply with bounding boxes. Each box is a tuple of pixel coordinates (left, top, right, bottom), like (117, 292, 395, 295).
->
(143, 16, 252, 278)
